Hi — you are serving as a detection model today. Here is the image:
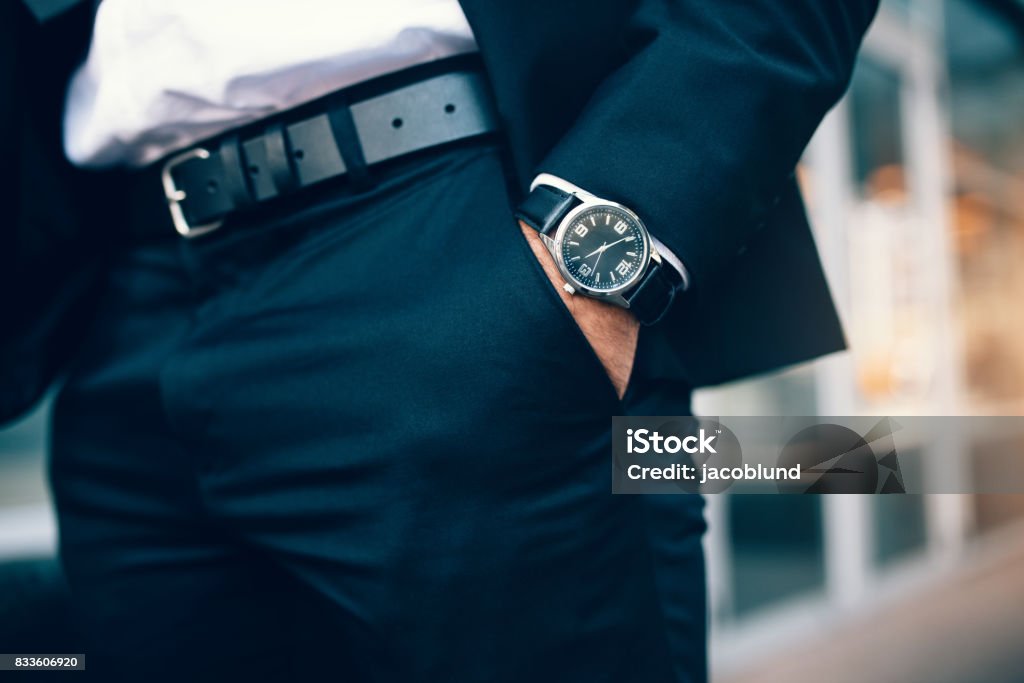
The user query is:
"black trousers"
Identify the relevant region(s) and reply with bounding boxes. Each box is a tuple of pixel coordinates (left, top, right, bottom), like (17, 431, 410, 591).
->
(50, 140, 706, 682)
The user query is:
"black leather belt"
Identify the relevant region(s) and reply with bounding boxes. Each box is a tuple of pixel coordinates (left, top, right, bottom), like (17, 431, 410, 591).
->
(123, 61, 499, 240)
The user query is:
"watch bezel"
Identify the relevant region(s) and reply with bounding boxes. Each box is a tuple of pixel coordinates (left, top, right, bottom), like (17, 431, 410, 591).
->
(551, 199, 652, 298)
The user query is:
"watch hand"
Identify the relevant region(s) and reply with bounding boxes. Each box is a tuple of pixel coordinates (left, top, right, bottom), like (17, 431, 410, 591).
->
(600, 237, 631, 251)
(584, 236, 630, 260)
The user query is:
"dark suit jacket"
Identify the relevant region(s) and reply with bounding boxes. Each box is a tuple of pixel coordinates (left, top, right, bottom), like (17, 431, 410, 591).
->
(1, 0, 878, 424)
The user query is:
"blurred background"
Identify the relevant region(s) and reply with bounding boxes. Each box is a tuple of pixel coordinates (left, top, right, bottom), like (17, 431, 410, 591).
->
(2, 0, 1023, 680)
(696, 0, 1024, 680)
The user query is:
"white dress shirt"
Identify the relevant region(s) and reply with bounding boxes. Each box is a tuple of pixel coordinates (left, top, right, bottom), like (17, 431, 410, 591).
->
(63, 0, 477, 168)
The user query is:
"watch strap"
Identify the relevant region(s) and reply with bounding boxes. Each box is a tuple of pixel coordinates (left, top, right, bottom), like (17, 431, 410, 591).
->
(623, 259, 680, 326)
(515, 184, 578, 236)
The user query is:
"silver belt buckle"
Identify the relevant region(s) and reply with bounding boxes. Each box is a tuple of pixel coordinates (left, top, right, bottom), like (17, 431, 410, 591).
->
(161, 148, 224, 238)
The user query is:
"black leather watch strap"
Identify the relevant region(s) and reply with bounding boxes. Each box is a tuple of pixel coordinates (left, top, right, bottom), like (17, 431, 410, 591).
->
(622, 259, 680, 326)
(515, 185, 579, 236)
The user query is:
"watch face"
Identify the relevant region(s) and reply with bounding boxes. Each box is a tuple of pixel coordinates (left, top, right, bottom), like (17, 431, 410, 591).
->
(558, 205, 648, 292)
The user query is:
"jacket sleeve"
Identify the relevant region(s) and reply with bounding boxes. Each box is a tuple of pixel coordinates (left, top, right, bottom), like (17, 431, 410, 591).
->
(536, 0, 879, 288)
(0, 2, 102, 425)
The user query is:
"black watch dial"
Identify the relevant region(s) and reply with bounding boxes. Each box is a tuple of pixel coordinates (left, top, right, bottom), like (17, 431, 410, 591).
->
(559, 205, 648, 291)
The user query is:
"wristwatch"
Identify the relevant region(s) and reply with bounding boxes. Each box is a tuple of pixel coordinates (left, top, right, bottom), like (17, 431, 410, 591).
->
(515, 174, 682, 326)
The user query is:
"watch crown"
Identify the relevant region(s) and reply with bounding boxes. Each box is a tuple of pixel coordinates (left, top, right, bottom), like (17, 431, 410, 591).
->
(562, 283, 576, 295)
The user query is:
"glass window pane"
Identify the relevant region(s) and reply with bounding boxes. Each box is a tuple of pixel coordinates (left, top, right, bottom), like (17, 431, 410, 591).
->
(728, 496, 826, 616)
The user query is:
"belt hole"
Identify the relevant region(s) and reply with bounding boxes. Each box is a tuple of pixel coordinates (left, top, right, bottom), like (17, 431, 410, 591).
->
(293, 149, 305, 161)
(391, 117, 403, 129)
(248, 165, 260, 176)
(206, 179, 219, 194)
(444, 103, 456, 114)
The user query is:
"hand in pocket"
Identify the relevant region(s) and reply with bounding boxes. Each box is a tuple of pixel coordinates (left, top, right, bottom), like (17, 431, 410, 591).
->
(519, 221, 639, 399)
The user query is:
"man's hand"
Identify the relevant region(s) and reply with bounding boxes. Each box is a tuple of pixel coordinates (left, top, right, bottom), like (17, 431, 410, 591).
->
(520, 221, 639, 399)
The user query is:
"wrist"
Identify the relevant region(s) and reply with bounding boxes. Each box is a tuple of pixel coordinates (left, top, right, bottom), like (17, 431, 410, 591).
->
(516, 176, 678, 326)
(519, 220, 639, 399)
(519, 221, 636, 320)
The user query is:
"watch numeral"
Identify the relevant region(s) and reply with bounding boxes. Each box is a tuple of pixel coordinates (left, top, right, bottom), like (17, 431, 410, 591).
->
(574, 224, 589, 237)
(614, 220, 629, 235)
(615, 260, 631, 276)
(579, 263, 593, 276)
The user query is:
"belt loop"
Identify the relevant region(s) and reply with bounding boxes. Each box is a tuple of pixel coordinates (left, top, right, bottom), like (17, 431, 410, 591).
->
(263, 123, 299, 195)
(218, 135, 254, 209)
(327, 101, 372, 190)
